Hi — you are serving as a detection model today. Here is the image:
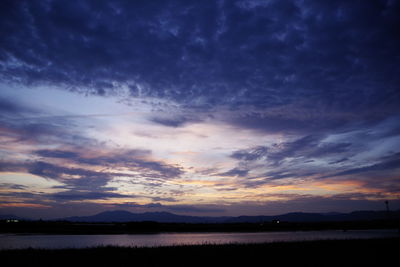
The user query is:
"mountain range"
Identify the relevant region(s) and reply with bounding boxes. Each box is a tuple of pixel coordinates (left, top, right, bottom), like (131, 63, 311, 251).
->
(61, 210, 398, 223)
(2, 210, 398, 223)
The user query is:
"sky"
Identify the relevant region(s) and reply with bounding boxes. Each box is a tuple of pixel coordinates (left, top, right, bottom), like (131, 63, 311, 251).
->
(0, 0, 400, 219)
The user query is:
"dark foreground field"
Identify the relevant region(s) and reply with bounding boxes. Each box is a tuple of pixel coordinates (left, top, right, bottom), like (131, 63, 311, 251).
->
(1, 238, 399, 267)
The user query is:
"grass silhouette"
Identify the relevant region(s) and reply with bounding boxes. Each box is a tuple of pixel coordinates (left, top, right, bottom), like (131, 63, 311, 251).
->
(1, 238, 399, 267)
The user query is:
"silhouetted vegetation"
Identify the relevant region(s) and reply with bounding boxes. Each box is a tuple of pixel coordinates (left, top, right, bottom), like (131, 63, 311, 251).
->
(1, 238, 399, 267)
(1, 219, 399, 234)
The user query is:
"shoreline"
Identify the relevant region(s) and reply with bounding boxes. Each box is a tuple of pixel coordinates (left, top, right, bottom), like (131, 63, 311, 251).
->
(1, 227, 399, 236)
(2, 220, 399, 235)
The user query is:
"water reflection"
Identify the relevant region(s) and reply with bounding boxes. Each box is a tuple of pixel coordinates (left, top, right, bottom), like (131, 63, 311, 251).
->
(0, 230, 398, 250)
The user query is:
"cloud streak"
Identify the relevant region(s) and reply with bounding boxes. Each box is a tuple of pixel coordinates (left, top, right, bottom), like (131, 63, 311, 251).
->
(1, 0, 399, 111)
(1, 0, 400, 217)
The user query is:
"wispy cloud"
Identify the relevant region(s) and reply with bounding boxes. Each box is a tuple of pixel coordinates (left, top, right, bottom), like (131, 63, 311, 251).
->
(1, 0, 400, 217)
(324, 153, 400, 178)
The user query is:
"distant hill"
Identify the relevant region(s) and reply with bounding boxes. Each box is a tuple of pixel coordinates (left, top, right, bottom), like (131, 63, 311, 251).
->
(225, 210, 400, 223)
(225, 212, 328, 223)
(0, 214, 26, 221)
(59, 209, 399, 223)
(62, 210, 228, 223)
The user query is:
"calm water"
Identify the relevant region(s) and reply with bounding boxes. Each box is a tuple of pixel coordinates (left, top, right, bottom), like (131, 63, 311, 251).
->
(0, 230, 398, 249)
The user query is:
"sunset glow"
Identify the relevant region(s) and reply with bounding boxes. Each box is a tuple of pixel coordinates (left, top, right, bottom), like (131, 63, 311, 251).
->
(1, 0, 399, 219)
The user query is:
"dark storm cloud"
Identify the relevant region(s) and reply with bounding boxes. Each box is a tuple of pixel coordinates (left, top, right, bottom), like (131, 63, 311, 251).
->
(329, 158, 349, 165)
(267, 135, 352, 164)
(325, 152, 400, 178)
(263, 171, 300, 180)
(0, 97, 70, 146)
(230, 135, 352, 166)
(218, 168, 249, 177)
(32, 148, 184, 184)
(35, 149, 79, 159)
(28, 161, 117, 190)
(0, 103, 96, 148)
(308, 142, 352, 158)
(28, 148, 184, 188)
(75, 150, 184, 179)
(262, 169, 321, 183)
(267, 135, 320, 164)
(1, 0, 399, 115)
(0, 183, 27, 190)
(225, 134, 356, 185)
(1, 159, 131, 191)
(239, 150, 400, 189)
(225, 110, 350, 134)
(34, 147, 184, 179)
(150, 117, 191, 128)
(50, 190, 130, 201)
(231, 146, 268, 161)
(150, 115, 201, 128)
(205, 136, 354, 190)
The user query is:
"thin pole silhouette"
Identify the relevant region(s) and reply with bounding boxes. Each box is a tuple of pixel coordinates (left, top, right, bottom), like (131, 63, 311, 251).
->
(384, 200, 390, 220)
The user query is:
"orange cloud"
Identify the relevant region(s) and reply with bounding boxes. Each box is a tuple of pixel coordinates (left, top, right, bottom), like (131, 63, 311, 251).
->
(0, 203, 50, 208)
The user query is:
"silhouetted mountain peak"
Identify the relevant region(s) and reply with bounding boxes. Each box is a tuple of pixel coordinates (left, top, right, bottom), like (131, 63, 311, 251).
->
(59, 209, 399, 223)
(96, 210, 134, 216)
(143, 211, 174, 216)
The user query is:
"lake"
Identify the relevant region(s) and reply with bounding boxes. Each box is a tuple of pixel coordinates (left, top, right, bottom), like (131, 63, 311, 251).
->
(0, 229, 398, 249)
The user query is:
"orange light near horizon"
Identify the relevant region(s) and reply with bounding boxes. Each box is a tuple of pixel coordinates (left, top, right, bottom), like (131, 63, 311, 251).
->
(0, 203, 50, 208)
